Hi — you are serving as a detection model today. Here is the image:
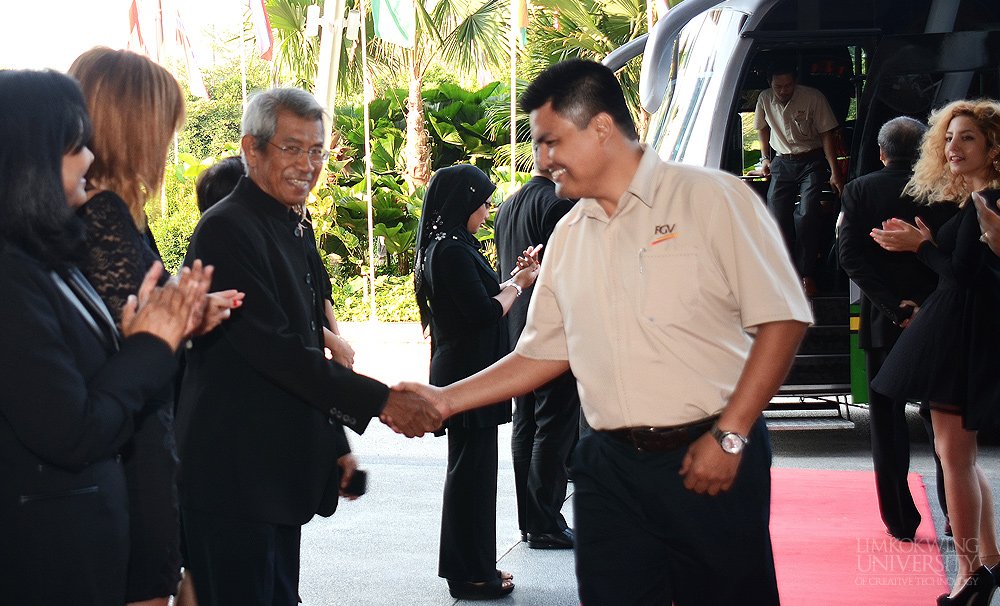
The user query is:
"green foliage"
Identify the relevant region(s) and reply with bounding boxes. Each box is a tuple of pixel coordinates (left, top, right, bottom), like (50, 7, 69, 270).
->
(178, 60, 270, 158)
(314, 80, 518, 280)
(331, 275, 420, 322)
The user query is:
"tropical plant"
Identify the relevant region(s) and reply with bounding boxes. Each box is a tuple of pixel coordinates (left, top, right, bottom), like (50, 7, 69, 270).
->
(519, 0, 651, 134)
(302, 0, 511, 191)
(267, 0, 321, 88)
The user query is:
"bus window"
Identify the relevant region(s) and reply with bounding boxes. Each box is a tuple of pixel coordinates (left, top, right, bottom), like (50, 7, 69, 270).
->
(644, 7, 748, 166)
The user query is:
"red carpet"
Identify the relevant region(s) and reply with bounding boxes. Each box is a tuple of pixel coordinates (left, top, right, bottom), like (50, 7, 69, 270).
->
(771, 468, 948, 604)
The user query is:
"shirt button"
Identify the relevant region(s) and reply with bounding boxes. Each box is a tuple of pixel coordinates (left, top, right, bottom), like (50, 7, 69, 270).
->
(310, 321, 317, 331)
(305, 274, 312, 284)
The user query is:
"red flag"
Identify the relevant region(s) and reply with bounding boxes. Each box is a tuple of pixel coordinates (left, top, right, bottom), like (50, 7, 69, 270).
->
(128, 0, 147, 55)
(248, 0, 274, 61)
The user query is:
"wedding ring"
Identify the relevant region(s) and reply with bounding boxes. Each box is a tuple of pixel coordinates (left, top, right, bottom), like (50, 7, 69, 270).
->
(982, 232, 991, 243)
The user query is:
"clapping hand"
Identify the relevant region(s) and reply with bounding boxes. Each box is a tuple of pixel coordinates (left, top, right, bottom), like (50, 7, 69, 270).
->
(509, 244, 544, 276)
(191, 289, 245, 336)
(973, 191, 1000, 256)
(871, 217, 932, 253)
(121, 260, 212, 351)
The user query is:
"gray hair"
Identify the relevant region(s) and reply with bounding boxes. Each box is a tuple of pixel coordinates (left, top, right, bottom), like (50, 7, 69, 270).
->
(877, 116, 927, 162)
(241, 87, 326, 152)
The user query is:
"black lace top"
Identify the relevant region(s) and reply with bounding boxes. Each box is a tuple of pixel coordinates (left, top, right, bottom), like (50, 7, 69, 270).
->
(77, 191, 165, 324)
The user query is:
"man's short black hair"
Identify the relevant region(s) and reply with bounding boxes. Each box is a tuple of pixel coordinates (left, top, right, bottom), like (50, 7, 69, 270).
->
(877, 116, 928, 162)
(520, 59, 638, 141)
(766, 60, 798, 82)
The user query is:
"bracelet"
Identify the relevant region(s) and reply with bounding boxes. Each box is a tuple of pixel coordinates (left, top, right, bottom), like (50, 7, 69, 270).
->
(506, 282, 523, 297)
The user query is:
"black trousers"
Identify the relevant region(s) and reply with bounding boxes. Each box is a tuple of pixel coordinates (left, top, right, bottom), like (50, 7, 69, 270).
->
(439, 425, 499, 582)
(182, 507, 301, 606)
(767, 156, 829, 278)
(512, 371, 580, 534)
(866, 348, 946, 537)
(572, 418, 778, 606)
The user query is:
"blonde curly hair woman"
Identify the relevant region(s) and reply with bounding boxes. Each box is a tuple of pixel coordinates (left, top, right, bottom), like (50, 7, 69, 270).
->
(871, 98, 1000, 605)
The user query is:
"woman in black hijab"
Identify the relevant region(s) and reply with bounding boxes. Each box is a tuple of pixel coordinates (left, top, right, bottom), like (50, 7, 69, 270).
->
(414, 165, 539, 600)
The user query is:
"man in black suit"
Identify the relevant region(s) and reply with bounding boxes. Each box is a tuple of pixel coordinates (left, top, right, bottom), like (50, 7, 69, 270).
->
(176, 87, 440, 606)
(839, 116, 954, 540)
(494, 153, 579, 549)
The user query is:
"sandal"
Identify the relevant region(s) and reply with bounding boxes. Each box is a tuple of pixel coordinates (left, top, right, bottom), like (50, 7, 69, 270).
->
(447, 577, 515, 600)
(496, 569, 513, 582)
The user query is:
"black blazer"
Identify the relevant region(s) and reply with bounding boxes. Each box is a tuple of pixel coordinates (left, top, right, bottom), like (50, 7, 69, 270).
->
(839, 162, 956, 350)
(0, 244, 177, 604)
(177, 178, 389, 527)
(424, 235, 512, 428)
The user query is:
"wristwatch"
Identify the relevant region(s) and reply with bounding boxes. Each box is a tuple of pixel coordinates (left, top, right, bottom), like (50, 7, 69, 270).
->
(711, 425, 749, 455)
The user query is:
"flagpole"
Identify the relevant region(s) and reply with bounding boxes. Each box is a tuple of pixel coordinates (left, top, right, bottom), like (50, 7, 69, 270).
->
(509, 0, 517, 190)
(240, 5, 248, 111)
(361, 0, 377, 323)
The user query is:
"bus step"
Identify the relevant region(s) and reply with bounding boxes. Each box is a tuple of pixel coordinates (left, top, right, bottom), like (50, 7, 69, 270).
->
(765, 416, 855, 431)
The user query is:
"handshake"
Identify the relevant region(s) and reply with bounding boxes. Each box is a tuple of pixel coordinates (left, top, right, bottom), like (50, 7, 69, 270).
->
(378, 382, 453, 438)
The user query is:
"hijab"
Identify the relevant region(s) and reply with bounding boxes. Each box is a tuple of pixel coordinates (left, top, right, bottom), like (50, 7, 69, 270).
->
(413, 164, 497, 329)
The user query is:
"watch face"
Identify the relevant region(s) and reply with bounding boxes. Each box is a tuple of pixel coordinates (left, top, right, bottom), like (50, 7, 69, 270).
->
(721, 433, 745, 454)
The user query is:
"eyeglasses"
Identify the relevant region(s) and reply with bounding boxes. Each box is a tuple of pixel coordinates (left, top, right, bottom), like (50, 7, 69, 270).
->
(266, 141, 330, 165)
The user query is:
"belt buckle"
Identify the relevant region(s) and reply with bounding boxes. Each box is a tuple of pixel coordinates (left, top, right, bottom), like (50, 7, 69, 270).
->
(633, 426, 659, 452)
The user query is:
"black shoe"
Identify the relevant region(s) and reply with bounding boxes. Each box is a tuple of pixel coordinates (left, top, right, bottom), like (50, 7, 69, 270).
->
(936, 566, 996, 606)
(520, 531, 527, 542)
(886, 529, 916, 542)
(527, 528, 574, 549)
(447, 577, 514, 600)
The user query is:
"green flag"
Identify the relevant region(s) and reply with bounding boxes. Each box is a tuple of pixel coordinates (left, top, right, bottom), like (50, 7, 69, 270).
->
(372, 0, 416, 49)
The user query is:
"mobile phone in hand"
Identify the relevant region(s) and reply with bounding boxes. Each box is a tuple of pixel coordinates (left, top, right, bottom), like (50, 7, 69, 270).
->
(342, 469, 367, 497)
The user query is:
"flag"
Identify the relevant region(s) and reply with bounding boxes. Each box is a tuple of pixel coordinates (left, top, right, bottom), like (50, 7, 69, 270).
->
(128, 0, 148, 55)
(372, 0, 415, 49)
(248, 0, 274, 61)
(514, 0, 528, 47)
(176, 13, 209, 98)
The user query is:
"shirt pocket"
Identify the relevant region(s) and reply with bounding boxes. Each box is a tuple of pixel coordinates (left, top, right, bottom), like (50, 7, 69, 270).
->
(792, 111, 813, 138)
(638, 250, 699, 326)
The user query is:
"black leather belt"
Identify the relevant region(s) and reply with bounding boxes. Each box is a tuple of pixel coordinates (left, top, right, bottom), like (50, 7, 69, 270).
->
(602, 415, 719, 452)
(776, 148, 824, 162)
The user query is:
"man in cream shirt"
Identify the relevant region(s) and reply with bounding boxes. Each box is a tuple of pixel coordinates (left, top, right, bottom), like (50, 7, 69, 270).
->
(399, 59, 812, 605)
(755, 60, 843, 297)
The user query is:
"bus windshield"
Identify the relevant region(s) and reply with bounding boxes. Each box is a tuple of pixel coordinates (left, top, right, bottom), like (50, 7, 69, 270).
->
(645, 7, 747, 165)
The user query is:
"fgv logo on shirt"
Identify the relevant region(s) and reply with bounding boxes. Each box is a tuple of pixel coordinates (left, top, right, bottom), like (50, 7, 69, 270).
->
(651, 223, 678, 246)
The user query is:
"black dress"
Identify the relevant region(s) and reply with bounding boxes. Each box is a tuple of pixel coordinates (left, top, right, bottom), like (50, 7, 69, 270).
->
(77, 191, 182, 600)
(424, 231, 512, 583)
(872, 200, 996, 426)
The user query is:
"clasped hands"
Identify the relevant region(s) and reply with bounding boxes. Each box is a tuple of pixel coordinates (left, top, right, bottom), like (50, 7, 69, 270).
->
(379, 383, 456, 438)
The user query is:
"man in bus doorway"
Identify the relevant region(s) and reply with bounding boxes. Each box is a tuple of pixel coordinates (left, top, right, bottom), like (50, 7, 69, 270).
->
(755, 60, 844, 297)
(397, 59, 812, 605)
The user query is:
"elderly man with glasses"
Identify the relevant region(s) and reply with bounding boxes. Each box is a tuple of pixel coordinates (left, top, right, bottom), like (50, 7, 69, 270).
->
(176, 87, 440, 606)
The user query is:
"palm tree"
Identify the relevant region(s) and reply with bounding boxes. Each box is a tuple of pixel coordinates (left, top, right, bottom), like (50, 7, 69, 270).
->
(520, 0, 652, 134)
(370, 0, 510, 190)
(267, 0, 321, 89)
(267, 0, 510, 191)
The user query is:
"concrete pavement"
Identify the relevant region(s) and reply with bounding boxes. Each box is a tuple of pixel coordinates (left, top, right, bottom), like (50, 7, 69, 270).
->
(291, 322, 998, 605)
